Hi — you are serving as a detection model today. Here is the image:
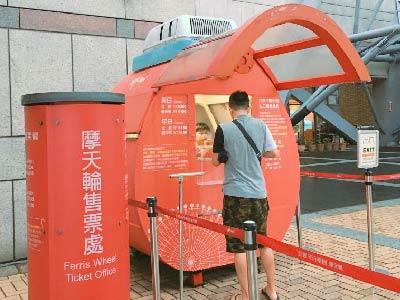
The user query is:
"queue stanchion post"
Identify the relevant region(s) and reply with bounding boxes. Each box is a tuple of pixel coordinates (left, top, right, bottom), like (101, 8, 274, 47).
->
(169, 172, 205, 300)
(295, 198, 303, 249)
(243, 220, 259, 300)
(293, 199, 304, 286)
(365, 169, 375, 271)
(147, 196, 161, 300)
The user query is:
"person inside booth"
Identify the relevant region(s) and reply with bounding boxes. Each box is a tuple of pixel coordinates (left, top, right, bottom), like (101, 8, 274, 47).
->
(195, 95, 234, 161)
(196, 122, 213, 159)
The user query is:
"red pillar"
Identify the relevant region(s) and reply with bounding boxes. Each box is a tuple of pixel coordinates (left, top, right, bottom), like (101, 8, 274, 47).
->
(23, 92, 129, 300)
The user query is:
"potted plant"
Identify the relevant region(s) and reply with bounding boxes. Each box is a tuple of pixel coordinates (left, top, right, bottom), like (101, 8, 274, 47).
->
(307, 140, 316, 152)
(323, 138, 333, 151)
(332, 135, 340, 151)
(316, 138, 324, 152)
(297, 136, 306, 152)
(339, 138, 347, 151)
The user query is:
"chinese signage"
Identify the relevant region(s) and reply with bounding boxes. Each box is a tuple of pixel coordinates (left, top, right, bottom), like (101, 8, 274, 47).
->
(257, 97, 285, 170)
(81, 130, 104, 256)
(160, 96, 188, 136)
(143, 144, 189, 171)
(357, 130, 379, 169)
(28, 218, 43, 251)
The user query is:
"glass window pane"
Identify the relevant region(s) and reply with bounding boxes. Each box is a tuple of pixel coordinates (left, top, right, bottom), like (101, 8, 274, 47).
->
(252, 23, 317, 50)
(262, 46, 343, 82)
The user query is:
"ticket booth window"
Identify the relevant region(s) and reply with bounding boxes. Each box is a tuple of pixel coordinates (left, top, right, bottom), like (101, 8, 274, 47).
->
(195, 95, 232, 160)
(194, 94, 254, 160)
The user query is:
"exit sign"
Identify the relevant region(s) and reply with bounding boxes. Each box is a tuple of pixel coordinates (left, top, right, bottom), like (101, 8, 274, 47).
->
(357, 130, 379, 169)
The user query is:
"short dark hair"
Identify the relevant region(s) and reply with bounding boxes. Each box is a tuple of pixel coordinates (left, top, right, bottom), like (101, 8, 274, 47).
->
(196, 122, 210, 133)
(229, 91, 249, 110)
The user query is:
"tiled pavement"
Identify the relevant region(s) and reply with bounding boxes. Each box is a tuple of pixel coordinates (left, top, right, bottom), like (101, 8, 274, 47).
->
(1, 200, 399, 299)
(0, 274, 27, 299)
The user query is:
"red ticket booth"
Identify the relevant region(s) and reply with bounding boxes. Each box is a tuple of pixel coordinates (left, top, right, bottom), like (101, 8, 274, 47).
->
(114, 4, 370, 274)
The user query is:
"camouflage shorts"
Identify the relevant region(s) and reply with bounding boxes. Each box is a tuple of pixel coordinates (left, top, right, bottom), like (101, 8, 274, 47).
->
(222, 195, 269, 253)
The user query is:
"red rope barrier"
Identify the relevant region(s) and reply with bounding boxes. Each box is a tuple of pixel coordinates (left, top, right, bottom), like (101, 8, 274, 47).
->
(372, 173, 400, 181)
(300, 170, 400, 182)
(300, 171, 364, 180)
(129, 199, 400, 293)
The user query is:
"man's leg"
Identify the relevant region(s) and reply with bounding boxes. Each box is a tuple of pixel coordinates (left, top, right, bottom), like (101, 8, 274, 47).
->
(260, 247, 278, 299)
(234, 252, 249, 300)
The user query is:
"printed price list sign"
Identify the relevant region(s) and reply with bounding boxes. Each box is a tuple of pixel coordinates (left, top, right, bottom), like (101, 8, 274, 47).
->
(256, 97, 287, 170)
(160, 96, 189, 136)
(143, 144, 189, 171)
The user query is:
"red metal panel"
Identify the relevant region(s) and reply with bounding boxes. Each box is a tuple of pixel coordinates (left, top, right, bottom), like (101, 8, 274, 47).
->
(153, 4, 370, 88)
(114, 3, 373, 274)
(154, 37, 228, 87)
(25, 101, 129, 300)
(254, 37, 325, 59)
(116, 62, 300, 271)
(275, 73, 349, 90)
(114, 64, 167, 132)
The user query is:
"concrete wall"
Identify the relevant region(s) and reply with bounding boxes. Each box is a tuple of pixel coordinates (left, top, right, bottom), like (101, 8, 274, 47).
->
(372, 64, 400, 145)
(0, 2, 149, 263)
(195, 0, 396, 31)
(0, 0, 397, 263)
(321, 0, 396, 33)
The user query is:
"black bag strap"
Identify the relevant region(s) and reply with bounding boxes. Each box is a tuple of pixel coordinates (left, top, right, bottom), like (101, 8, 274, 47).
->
(232, 119, 262, 164)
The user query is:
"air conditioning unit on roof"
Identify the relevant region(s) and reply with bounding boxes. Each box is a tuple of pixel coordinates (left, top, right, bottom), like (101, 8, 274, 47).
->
(144, 15, 237, 51)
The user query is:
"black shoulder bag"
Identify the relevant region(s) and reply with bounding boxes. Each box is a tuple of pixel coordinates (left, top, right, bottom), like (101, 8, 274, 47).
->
(232, 119, 262, 165)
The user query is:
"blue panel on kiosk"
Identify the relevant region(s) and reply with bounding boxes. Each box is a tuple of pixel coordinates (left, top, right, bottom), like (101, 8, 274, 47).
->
(132, 38, 196, 72)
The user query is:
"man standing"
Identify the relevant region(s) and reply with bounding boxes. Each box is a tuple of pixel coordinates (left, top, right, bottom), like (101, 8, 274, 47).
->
(212, 91, 280, 300)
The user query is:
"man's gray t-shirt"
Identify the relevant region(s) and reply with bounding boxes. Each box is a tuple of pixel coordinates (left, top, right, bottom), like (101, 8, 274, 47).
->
(213, 115, 277, 199)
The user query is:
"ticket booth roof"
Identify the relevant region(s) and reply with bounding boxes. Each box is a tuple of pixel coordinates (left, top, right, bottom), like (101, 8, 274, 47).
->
(153, 4, 371, 90)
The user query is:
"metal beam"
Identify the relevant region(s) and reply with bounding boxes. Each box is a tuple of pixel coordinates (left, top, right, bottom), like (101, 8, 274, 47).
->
(381, 44, 400, 54)
(290, 89, 358, 141)
(366, 0, 385, 31)
(361, 83, 386, 134)
(349, 25, 400, 42)
(278, 91, 290, 105)
(359, 37, 386, 56)
(291, 29, 400, 126)
(254, 37, 324, 58)
(312, 85, 328, 98)
(353, 0, 362, 34)
(371, 54, 396, 63)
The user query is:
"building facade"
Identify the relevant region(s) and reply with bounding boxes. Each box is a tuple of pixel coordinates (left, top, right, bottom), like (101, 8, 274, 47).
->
(0, 0, 397, 263)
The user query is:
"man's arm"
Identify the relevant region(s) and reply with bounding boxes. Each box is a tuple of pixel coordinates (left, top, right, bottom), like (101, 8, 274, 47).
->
(262, 124, 280, 158)
(263, 148, 280, 158)
(212, 153, 221, 166)
(212, 125, 224, 166)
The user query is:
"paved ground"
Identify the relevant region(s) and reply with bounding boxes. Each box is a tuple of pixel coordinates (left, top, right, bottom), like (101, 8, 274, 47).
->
(127, 218, 400, 300)
(1, 214, 398, 299)
(299, 148, 400, 212)
(1, 148, 399, 299)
